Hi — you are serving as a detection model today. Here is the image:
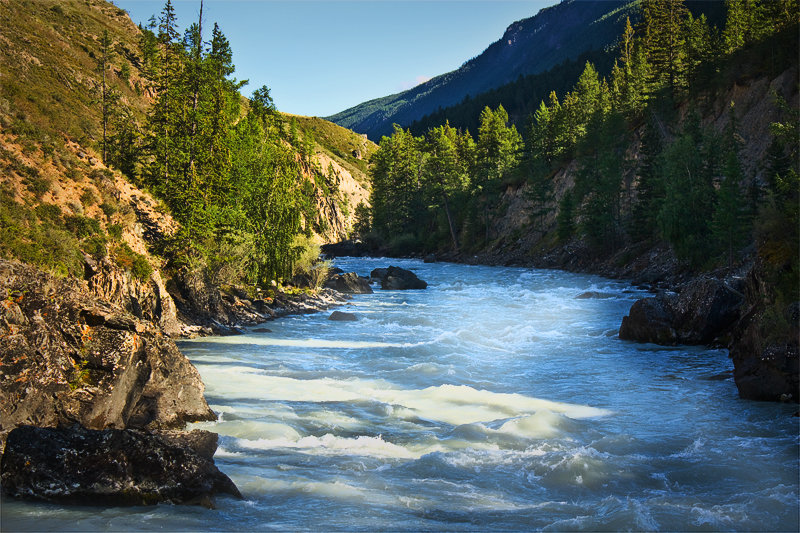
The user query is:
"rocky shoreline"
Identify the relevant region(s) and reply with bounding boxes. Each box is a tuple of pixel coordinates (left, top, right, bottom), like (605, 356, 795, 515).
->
(0, 255, 432, 507)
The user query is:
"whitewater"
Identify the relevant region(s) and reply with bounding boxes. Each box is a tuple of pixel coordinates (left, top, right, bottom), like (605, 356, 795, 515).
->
(2, 258, 797, 531)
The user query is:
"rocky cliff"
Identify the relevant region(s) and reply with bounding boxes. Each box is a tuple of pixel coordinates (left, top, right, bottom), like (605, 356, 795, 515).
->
(0, 259, 215, 454)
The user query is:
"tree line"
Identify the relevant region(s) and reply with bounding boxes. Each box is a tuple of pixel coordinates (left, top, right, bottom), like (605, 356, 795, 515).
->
(365, 0, 798, 272)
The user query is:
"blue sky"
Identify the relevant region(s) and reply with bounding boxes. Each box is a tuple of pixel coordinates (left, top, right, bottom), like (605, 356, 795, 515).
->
(116, 0, 557, 117)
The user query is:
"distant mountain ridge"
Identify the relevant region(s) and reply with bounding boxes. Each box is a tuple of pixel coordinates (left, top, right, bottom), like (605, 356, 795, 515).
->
(326, 0, 634, 140)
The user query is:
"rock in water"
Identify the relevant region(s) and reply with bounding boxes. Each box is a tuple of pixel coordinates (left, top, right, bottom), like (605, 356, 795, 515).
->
(0, 426, 240, 507)
(378, 266, 428, 290)
(324, 272, 373, 294)
(329, 311, 358, 321)
(619, 297, 677, 344)
(619, 278, 743, 345)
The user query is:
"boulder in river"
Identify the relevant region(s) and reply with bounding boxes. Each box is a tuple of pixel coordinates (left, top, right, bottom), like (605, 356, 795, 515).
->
(374, 266, 428, 290)
(328, 311, 358, 321)
(0, 425, 241, 507)
(324, 272, 373, 294)
(619, 277, 744, 345)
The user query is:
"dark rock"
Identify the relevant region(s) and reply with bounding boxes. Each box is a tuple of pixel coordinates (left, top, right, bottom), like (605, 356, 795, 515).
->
(380, 266, 428, 290)
(0, 426, 241, 507)
(423, 254, 437, 263)
(370, 268, 389, 280)
(252, 327, 272, 333)
(668, 278, 744, 344)
(619, 278, 744, 345)
(729, 261, 799, 402)
(324, 272, 373, 294)
(0, 260, 216, 454)
(321, 240, 369, 258)
(328, 311, 358, 322)
(575, 291, 614, 299)
(328, 267, 345, 276)
(619, 297, 677, 344)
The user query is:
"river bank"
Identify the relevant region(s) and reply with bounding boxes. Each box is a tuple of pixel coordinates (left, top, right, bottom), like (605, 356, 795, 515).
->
(6, 257, 796, 531)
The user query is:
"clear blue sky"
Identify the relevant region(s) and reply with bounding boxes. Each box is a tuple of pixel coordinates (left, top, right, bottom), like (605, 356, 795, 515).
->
(115, 0, 557, 117)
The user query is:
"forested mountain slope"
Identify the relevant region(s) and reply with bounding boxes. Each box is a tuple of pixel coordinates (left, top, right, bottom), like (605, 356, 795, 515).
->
(326, 0, 634, 140)
(0, 0, 372, 297)
(360, 0, 799, 401)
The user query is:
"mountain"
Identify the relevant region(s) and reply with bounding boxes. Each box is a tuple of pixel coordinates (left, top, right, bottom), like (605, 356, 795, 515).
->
(326, 0, 635, 140)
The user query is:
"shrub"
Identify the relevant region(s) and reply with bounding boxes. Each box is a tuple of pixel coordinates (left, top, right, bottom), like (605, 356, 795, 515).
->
(64, 214, 100, 237)
(114, 242, 152, 281)
(80, 188, 97, 206)
(25, 175, 50, 198)
(107, 223, 123, 240)
(99, 201, 118, 217)
(81, 234, 107, 260)
(34, 203, 62, 223)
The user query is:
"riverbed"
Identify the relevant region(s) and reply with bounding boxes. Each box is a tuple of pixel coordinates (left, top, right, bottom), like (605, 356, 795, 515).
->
(2, 258, 797, 531)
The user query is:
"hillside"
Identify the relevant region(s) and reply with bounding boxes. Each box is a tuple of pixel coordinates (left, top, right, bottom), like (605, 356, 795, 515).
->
(0, 0, 372, 333)
(326, 0, 634, 140)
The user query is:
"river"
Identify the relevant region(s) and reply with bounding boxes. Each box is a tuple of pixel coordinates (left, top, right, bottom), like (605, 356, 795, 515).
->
(2, 258, 798, 531)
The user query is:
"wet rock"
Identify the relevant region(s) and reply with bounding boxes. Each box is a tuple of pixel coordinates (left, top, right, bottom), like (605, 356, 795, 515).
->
(668, 278, 744, 344)
(423, 254, 437, 263)
(0, 425, 241, 507)
(729, 261, 799, 402)
(328, 311, 358, 321)
(328, 267, 344, 276)
(619, 278, 744, 345)
(370, 268, 389, 280)
(379, 266, 427, 290)
(252, 327, 272, 333)
(575, 291, 614, 299)
(619, 297, 677, 344)
(324, 272, 373, 294)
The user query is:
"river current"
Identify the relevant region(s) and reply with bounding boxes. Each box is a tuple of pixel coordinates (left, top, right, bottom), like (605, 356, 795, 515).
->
(2, 258, 798, 531)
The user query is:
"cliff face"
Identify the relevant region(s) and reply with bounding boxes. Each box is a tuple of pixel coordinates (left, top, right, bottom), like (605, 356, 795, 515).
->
(0, 259, 216, 454)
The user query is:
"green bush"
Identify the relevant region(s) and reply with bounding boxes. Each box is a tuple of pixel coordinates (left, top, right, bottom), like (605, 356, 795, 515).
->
(25, 175, 50, 198)
(34, 203, 62, 223)
(80, 189, 97, 206)
(107, 223, 123, 240)
(64, 214, 100, 237)
(114, 242, 152, 281)
(81, 234, 107, 260)
(99, 201, 118, 217)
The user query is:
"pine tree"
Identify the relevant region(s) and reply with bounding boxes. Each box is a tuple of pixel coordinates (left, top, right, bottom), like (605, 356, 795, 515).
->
(641, 0, 689, 95)
(95, 30, 119, 164)
(712, 103, 750, 266)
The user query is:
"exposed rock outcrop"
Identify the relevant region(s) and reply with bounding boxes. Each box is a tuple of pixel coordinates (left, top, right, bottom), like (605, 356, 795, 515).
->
(729, 261, 799, 402)
(324, 272, 373, 294)
(619, 277, 745, 345)
(0, 259, 216, 454)
(1, 426, 240, 507)
(374, 266, 428, 290)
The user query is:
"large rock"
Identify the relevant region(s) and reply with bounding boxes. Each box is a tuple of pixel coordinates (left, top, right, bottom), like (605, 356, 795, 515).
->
(0, 426, 240, 507)
(0, 260, 216, 454)
(376, 266, 428, 290)
(729, 261, 799, 402)
(619, 277, 744, 345)
(619, 297, 677, 344)
(324, 272, 373, 294)
(328, 311, 358, 321)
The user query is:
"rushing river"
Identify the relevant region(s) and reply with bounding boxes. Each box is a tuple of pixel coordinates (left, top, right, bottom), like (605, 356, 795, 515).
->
(2, 258, 798, 531)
